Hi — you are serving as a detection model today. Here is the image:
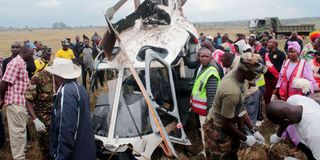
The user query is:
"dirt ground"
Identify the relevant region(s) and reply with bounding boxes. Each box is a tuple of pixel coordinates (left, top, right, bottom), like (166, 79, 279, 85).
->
(174, 106, 307, 160)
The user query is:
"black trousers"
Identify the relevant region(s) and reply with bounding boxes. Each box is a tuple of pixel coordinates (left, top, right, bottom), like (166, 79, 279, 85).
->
(90, 71, 105, 92)
(0, 111, 5, 149)
(298, 142, 316, 160)
(82, 67, 92, 89)
(96, 70, 105, 87)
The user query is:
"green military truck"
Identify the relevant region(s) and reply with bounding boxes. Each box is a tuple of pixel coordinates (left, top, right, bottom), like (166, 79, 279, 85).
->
(249, 17, 315, 39)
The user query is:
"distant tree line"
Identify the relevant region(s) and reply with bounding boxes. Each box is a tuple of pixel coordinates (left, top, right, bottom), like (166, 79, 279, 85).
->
(52, 22, 69, 29)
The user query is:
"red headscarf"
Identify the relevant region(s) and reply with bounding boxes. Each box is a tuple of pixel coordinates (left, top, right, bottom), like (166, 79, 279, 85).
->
(310, 31, 320, 43)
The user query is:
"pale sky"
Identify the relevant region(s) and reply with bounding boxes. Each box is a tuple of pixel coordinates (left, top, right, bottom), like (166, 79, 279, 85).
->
(0, 0, 319, 27)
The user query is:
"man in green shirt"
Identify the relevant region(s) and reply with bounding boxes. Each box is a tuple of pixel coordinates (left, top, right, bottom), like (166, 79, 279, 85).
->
(204, 52, 267, 159)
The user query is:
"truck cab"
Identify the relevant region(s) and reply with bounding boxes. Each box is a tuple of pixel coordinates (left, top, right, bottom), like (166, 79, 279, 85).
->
(249, 17, 279, 34)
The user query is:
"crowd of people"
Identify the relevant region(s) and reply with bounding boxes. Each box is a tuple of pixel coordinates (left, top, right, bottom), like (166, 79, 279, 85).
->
(0, 32, 102, 160)
(0, 29, 320, 160)
(187, 30, 320, 159)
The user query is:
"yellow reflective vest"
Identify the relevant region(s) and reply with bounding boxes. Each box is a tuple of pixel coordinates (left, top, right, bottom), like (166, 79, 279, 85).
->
(255, 74, 265, 87)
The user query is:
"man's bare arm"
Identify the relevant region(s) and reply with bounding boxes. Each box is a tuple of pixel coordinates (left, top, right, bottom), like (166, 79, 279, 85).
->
(222, 117, 247, 141)
(26, 100, 37, 121)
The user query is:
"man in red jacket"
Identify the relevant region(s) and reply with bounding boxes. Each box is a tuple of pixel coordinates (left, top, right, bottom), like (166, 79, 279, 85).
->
(264, 39, 286, 104)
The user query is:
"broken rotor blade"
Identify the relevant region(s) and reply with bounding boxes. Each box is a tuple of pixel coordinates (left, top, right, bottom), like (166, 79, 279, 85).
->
(105, 0, 128, 20)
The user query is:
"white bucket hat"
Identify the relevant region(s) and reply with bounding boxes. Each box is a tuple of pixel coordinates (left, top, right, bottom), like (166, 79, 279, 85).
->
(45, 58, 81, 79)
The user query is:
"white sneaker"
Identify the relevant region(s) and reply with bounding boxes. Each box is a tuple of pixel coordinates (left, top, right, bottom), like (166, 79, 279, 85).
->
(255, 120, 264, 127)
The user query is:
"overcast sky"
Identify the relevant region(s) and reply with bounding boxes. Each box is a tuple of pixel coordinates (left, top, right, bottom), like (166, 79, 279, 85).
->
(0, 0, 319, 27)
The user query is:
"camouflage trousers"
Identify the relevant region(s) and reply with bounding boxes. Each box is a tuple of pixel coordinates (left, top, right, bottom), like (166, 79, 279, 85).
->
(37, 114, 51, 160)
(203, 119, 240, 160)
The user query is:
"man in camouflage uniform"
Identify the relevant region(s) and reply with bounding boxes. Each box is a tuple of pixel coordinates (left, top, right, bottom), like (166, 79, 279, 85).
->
(204, 53, 267, 159)
(25, 62, 53, 160)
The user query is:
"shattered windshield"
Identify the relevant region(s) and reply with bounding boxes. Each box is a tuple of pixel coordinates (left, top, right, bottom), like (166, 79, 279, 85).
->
(148, 62, 182, 139)
(114, 69, 153, 138)
(149, 67, 174, 111)
(92, 69, 119, 137)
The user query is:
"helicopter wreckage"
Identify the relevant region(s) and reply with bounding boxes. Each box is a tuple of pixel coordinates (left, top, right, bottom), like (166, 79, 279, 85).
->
(91, 0, 200, 159)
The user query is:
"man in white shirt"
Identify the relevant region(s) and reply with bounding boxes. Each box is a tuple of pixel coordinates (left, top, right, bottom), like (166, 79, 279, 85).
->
(79, 37, 95, 89)
(267, 95, 320, 160)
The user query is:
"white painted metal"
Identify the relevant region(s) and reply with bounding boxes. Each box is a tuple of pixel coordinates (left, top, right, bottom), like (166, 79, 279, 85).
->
(93, 0, 199, 159)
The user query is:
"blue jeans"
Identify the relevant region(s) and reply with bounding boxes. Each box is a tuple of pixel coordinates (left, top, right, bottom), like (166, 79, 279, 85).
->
(244, 91, 260, 124)
(0, 110, 5, 149)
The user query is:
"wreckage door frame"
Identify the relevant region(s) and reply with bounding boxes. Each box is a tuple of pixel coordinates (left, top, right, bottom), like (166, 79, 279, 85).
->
(108, 67, 124, 139)
(145, 51, 190, 145)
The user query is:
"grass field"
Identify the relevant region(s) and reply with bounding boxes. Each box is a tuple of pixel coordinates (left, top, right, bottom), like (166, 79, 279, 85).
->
(0, 26, 310, 160)
(0, 26, 287, 58)
(0, 25, 297, 59)
(0, 27, 107, 57)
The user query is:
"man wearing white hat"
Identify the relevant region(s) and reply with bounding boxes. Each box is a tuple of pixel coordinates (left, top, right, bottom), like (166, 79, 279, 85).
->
(45, 58, 96, 160)
(248, 34, 262, 54)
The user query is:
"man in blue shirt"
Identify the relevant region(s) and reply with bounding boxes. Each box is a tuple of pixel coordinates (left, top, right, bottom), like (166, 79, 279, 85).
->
(214, 33, 222, 48)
